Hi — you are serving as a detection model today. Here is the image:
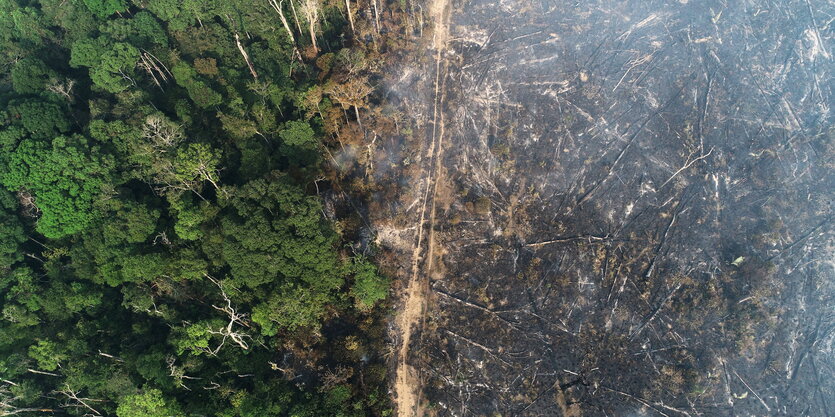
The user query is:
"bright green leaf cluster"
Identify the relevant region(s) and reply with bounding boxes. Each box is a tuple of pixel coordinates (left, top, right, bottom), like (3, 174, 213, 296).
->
(1, 135, 114, 238)
(71, 38, 139, 93)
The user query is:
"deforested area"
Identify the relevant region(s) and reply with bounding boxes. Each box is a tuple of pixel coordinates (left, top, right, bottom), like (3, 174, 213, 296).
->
(372, 0, 835, 416)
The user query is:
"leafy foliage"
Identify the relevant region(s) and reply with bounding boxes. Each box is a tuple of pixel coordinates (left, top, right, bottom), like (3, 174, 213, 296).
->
(11, 57, 56, 94)
(12, 100, 70, 139)
(351, 257, 389, 311)
(72, 39, 140, 93)
(116, 389, 182, 417)
(2, 135, 114, 238)
(0, 0, 391, 415)
(82, 0, 127, 19)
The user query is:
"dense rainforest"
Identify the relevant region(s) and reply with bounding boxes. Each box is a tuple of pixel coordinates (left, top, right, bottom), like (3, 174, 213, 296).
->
(0, 0, 405, 415)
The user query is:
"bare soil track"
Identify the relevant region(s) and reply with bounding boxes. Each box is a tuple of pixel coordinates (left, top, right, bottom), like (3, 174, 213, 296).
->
(392, 0, 451, 415)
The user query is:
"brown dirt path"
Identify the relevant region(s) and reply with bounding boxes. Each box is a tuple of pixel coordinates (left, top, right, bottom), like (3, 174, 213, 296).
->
(392, 0, 451, 415)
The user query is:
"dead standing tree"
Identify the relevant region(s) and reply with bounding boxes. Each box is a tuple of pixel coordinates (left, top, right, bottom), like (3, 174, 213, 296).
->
(234, 33, 259, 80)
(371, 0, 381, 34)
(142, 114, 184, 149)
(137, 115, 215, 200)
(299, 0, 321, 55)
(138, 50, 173, 90)
(345, 0, 355, 35)
(46, 78, 75, 102)
(55, 384, 104, 417)
(1, 382, 55, 416)
(288, 0, 304, 38)
(268, 0, 297, 47)
(166, 356, 203, 391)
(203, 274, 252, 354)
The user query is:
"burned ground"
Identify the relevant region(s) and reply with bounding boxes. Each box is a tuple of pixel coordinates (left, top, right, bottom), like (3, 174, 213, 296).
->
(376, 0, 833, 416)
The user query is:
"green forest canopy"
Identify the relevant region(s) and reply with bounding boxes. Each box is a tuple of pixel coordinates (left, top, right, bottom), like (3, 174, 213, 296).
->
(0, 0, 393, 415)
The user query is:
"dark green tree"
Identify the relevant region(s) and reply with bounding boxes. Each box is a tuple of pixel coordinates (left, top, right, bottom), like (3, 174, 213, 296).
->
(12, 100, 70, 139)
(83, 0, 128, 19)
(0, 190, 25, 272)
(102, 11, 168, 48)
(11, 57, 57, 94)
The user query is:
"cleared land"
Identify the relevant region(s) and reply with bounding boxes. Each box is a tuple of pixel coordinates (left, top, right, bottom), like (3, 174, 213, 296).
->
(381, 0, 834, 416)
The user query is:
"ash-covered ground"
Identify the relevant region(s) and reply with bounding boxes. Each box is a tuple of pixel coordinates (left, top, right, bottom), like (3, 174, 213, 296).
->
(377, 0, 834, 416)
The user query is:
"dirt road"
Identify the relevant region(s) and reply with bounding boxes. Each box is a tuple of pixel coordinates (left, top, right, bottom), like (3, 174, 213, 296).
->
(392, 0, 451, 415)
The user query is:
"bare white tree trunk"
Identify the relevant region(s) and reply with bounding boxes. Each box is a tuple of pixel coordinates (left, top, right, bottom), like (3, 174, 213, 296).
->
(300, 0, 320, 54)
(190, 274, 253, 356)
(268, 0, 296, 45)
(1, 383, 56, 416)
(345, 0, 355, 35)
(235, 33, 259, 79)
(56, 385, 103, 416)
(372, 0, 380, 33)
(46, 79, 75, 101)
(289, 0, 304, 40)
